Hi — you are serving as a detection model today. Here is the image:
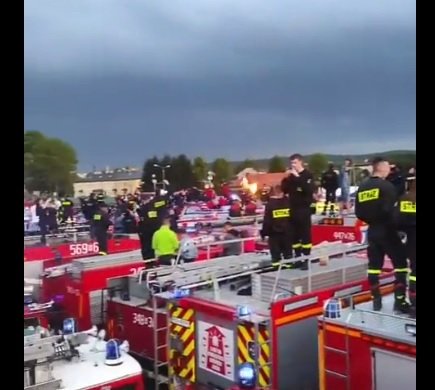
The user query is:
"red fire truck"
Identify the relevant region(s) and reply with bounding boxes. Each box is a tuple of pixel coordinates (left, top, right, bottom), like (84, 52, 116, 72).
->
(42, 251, 149, 330)
(106, 242, 393, 390)
(255, 216, 367, 252)
(24, 235, 141, 279)
(318, 293, 416, 390)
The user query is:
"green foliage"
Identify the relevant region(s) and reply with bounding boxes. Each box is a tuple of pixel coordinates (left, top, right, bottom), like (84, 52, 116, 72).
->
(192, 156, 208, 183)
(141, 156, 161, 192)
(211, 158, 233, 184)
(169, 154, 196, 189)
(141, 155, 195, 191)
(268, 155, 286, 173)
(24, 130, 78, 195)
(308, 153, 329, 179)
(386, 153, 416, 170)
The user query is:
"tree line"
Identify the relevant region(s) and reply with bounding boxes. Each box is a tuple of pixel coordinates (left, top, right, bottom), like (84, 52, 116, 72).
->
(24, 130, 416, 194)
(24, 130, 78, 195)
(140, 154, 324, 191)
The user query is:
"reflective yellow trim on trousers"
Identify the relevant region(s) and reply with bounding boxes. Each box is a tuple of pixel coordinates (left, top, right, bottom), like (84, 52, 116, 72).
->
(368, 269, 382, 275)
(409, 276, 416, 282)
(302, 243, 312, 249)
(292, 243, 302, 248)
(394, 268, 409, 273)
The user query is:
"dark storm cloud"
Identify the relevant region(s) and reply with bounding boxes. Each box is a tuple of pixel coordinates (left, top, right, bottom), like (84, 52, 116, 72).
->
(24, 0, 416, 169)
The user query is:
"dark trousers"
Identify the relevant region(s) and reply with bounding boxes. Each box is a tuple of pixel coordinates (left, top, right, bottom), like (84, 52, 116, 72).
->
(404, 227, 416, 304)
(367, 225, 408, 298)
(323, 189, 337, 212)
(291, 209, 312, 257)
(158, 254, 174, 266)
(95, 230, 108, 254)
(39, 223, 47, 245)
(138, 230, 154, 260)
(268, 232, 292, 261)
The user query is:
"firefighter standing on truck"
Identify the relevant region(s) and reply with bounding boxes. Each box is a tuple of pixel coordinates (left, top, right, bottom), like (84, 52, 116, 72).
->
(59, 196, 74, 223)
(261, 184, 292, 267)
(92, 202, 112, 256)
(321, 164, 339, 216)
(152, 217, 179, 266)
(137, 197, 160, 260)
(396, 177, 416, 317)
(281, 153, 315, 269)
(355, 157, 410, 313)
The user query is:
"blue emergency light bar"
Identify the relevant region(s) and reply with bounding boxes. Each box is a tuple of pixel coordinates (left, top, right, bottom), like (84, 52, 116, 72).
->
(172, 288, 191, 299)
(238, 362, 256, 388)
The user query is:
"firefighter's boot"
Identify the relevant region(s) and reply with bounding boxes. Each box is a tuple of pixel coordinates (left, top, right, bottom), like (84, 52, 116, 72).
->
(393, 284, 410, 314)
(329, 204, 335, 217)
(371, 287, 382, 311)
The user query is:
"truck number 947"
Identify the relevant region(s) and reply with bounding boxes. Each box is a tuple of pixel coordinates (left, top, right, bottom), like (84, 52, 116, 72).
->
(132, 313, 154, 328)
(69, 242, 99, 256)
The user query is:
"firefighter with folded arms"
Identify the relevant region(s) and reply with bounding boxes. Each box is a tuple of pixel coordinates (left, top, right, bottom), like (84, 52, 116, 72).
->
(281, 153, 315, 269)
(355, 157, 410, 313)
(261, 184, 292, 268)
(92, 202, 113, 256)
(395, 177, 416, 317)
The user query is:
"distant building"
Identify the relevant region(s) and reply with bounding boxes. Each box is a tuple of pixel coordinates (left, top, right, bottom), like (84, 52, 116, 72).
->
(73, 167, 142, 197)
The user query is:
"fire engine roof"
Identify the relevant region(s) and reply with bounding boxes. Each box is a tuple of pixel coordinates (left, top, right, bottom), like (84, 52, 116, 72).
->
(322, 293, 416, 345)
(24, 233, 91, 247)
(50, 337, 142, 390)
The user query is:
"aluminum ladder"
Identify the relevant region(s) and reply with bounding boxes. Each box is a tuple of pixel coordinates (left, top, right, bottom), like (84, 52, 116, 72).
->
(322, 310, 353, 390)
(151, 294, 171, 390)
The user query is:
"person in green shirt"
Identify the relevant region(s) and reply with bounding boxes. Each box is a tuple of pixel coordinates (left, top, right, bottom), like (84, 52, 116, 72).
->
(152, 217, 179, 266)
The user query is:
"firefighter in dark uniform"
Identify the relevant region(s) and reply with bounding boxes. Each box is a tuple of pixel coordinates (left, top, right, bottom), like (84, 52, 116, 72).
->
(261, 184, 292, 267)
(396, 177, 416, 317)
(321, 164, 339, 215)
(281, 154, 315, 269)
(59, 197, 74, 223)
(355, 157, 410, 313)
(152, 193, 169, 221)
(92, 202, 112, 255)
(137, 198, 160, 260)
(82, 193, 98, 221)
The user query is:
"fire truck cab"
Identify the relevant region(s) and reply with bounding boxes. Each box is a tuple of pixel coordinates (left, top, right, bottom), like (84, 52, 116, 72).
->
(319, 293, 416, 390)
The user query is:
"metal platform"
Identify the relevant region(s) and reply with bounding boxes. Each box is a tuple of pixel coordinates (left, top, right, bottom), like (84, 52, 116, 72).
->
(253, 255, 368, 302)
(323, 294, 416, 345)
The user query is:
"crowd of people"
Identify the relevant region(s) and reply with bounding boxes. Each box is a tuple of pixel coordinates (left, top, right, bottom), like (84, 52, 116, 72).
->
(24, 155, 416, 316)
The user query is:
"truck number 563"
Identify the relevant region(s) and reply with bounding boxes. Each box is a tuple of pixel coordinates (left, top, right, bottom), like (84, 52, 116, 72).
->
(132, 313, 154, 328)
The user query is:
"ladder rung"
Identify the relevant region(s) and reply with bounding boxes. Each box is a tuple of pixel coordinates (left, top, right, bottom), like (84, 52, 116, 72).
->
(157, 344, 168, 350)
(324, 346, 348, 354)
(157, 361, 168, 367)
(325, 369, 348, 379)
(156, 327, 168, 332)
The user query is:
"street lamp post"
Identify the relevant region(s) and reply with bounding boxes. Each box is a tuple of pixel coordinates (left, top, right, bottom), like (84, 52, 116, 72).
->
(153, 164, 171, 190)
(151, 174, 157, 192)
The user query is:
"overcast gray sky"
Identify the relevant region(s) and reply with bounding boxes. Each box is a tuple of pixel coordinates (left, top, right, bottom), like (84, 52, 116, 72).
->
(24, 0, 416, 171)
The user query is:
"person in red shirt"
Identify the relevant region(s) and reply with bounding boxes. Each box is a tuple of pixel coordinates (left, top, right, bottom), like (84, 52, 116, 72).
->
(244, 201, 257, 216)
